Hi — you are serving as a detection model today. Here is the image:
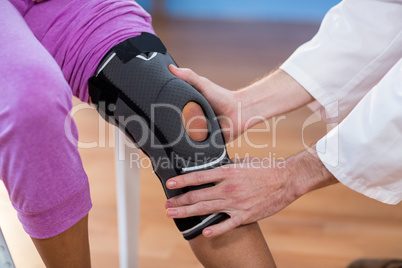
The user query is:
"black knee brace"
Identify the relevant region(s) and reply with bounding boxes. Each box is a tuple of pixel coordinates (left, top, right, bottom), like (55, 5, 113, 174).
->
(88, 33, 230, 240)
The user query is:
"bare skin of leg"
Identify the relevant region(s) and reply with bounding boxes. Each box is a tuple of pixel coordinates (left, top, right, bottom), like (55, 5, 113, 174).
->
(31, 214, 91, 268)
(182, 102, 209, 142)
(189, 223, 276, 268)
(182, 103, 276, 268)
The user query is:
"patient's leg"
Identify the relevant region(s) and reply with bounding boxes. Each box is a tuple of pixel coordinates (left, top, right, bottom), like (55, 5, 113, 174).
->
(190, 223, 275, 268)
(183, 103, 276, 268)
(89, 32, 231, 240)
(89, 32, 276, 266)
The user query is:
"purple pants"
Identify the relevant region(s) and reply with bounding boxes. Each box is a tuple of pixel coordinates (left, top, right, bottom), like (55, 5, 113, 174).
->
(0, 0, 153, 238)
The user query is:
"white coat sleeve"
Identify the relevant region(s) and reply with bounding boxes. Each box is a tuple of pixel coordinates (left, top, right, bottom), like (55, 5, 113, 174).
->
(279, 0, 402, 204)
(280, 0, 402, 120)
(316, 58, 402, 205)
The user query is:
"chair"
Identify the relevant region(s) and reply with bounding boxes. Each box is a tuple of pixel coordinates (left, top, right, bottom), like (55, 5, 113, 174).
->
(0, 227, 15, 268)
(115, 128, 142, 268)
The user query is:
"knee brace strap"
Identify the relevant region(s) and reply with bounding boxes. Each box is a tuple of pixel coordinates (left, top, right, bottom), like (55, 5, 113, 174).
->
(89, 33, 230, 240)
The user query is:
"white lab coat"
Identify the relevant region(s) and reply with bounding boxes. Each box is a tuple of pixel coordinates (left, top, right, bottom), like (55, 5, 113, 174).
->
(280, 0, 402, 204)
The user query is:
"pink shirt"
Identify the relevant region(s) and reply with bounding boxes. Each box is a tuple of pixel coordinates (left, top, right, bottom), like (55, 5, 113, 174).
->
(11, 0, 154, 102)
(2, 0, 154, 238)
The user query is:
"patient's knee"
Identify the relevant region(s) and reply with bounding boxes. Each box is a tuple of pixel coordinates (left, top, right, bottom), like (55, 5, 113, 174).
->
(182, 101, 208, 142)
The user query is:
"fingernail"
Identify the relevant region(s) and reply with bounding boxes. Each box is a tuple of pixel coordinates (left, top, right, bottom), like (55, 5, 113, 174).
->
(172, 65, 180, 71)
(167, 209, 177, 217)
(166, 180, 177, 188)
(203, 229, 212, 237)
(165, 201, 172, 208)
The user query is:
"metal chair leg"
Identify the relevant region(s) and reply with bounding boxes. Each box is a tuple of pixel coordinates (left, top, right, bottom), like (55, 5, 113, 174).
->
(115, 128, 141, 268)
(0, 228, 15, 268)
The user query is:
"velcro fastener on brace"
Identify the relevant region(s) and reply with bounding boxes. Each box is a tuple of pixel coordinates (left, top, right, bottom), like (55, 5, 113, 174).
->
(88, 74, 120, 118)
(113, 32, 167, 63)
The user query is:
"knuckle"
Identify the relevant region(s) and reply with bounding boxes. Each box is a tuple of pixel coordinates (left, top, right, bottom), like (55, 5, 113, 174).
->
(226, 219, 236, 230)
(199, 76, 209, 85)
(231, 217, 242, 228)
(187, 192, 198, 204)
(189, 69, 198, 79)
(194, 172, 205, 184)
(244, 207, 255, 220)
(180, 207, 188, 217)
(168, 198, 177, 207)
(177, 194, 190, 206)
(199, 202, 212, 213)
(175, 197, 186, 207)
(225, 165, 237, 176)
(181, 177, 190, 187)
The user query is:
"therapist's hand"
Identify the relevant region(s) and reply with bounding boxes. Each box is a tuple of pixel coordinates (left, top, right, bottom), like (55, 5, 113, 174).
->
(169, 65, 315, 143)
(165, 157, 296, 237)
(165, 149, 338, 237)
(169, 65, 243, 142)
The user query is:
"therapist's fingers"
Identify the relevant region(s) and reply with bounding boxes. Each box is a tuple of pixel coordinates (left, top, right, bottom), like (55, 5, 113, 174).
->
(166, 166, 231, 189)
(168, 65, 212, 94)
(166, 199, 224, 218)
(202, 217, 243, 237)
(166, 184, 225, 209)
(166, 200, 244, 237)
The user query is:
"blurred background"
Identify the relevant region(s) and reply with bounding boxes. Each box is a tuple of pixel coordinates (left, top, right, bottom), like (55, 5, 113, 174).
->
(1, 1, 401, 267)
(136, 0, 341, 23)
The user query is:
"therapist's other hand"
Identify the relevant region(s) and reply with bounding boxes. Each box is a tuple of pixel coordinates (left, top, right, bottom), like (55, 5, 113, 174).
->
(169, 65, 242, 142)
(165, 157, 297, 237)
(165, 150, 338, 237)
